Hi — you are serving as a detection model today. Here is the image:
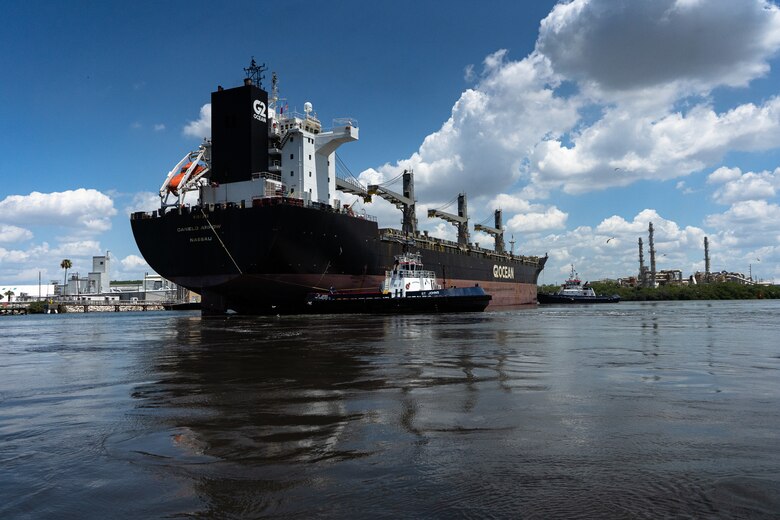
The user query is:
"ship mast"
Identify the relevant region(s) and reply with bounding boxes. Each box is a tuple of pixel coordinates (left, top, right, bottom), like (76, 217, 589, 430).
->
(243, 57, 267, 88)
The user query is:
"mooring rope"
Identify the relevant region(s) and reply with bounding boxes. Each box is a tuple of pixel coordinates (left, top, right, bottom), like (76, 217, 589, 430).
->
(200, 208, 243, 274)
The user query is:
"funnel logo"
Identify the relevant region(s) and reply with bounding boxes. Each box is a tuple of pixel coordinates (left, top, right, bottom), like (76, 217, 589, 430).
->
(253, 99, 267, 123)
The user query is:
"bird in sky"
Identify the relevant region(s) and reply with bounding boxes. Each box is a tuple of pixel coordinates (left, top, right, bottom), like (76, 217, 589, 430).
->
(606, 237, 615, 243)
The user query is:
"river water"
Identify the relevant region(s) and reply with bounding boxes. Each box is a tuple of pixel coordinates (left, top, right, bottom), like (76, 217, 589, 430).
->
(1, 300, 779, 518)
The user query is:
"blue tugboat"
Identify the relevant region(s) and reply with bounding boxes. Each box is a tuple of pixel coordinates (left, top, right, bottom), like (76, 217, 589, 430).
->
(538, 265, 620, 304)
(306, 252, 492, 313)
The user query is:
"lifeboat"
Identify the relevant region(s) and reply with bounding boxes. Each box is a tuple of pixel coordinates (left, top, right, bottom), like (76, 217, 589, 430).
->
(167, 162, 205, 195)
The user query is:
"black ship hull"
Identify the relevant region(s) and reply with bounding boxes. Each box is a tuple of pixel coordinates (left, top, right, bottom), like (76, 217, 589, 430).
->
(131, 200, 546, 315)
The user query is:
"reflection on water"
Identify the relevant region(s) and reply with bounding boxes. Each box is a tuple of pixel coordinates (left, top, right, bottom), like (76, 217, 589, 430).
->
(1, 301, 780, 518)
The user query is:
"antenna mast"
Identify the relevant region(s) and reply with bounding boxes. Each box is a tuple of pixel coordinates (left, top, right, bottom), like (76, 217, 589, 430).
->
(244, 57, 267, 88)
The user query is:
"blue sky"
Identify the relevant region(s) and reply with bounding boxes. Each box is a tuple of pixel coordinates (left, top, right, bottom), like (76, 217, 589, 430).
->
(2, 0, 780, 286)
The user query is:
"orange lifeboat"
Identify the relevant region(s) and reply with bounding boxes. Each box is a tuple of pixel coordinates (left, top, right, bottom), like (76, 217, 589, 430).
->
(167, 162, 204, 195)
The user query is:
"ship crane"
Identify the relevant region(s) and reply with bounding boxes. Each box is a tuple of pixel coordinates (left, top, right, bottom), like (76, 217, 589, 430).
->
(474, 209, 505, 254)
(368, 169, 418, 235)
(335, 177, 371, 202)
(159, 141, 211, 208)
(428, 193, 469, 248)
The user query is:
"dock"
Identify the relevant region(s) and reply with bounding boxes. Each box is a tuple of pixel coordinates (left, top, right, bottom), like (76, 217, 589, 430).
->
(1, 300, 170, 315)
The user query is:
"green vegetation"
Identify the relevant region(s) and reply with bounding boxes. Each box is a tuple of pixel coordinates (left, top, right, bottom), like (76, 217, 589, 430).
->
(27, 301, 47, 314)
(539, 281, 780, 301)
(60, 258, 72, 289)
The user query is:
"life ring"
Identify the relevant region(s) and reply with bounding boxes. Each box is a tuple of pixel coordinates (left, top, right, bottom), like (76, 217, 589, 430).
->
(405, 283, 410, 290)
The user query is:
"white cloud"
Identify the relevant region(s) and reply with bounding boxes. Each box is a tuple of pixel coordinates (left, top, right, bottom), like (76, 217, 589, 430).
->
(361, 0, 780, 209)
(0, 224, 33, 243)
(536, 0, 780, 94)
(125, 191, 161, 215)
(120, 254, 149, 270)
(707, 166, 743, 184)
(0, 189, 116, 233)
(527, 209, 709, 283)
(154, 123, 166, 132)
(183, 103, 211, 138)
(712, 169, 777, 204)
(506, 206, 568, 233)
(531, 97, 780, 194)
(363, 50, 581, 203)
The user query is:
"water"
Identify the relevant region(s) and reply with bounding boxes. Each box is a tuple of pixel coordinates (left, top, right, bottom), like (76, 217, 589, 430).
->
(1, 300, 779, 518)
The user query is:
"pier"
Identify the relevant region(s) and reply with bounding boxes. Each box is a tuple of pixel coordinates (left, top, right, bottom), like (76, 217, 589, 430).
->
(1, 300, 169, 315)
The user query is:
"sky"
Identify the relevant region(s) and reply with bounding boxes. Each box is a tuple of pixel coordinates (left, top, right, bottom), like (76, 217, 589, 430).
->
(2, 0, 780, 287)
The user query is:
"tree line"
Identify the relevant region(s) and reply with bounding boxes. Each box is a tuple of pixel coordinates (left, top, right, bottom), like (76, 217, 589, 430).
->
(539, 281, 780, 301)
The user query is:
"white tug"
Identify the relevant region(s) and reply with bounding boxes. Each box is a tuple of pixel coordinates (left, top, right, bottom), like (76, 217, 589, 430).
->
(307, 252, 491, 313)
(382, 253, 441, 298)
(538, 265, 620, 304)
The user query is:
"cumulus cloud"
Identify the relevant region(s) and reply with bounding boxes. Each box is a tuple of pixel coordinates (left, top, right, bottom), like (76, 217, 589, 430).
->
(707, 166, 743, 184)
(120, 254, 149, 270)
(0, 189, 116, 233)
(506, 206, 568, 233)
(363, 50, 580, 203)
(360, 0, 780, 242)
(532, 97, 780, 194)
(125, 191, 161, 215)
(536, 0, 780, 94)
(711, 169, 778, 204)
(0, 224, 33, 243)
(183, 103, 211, 138)
(526, 209, 709, 282)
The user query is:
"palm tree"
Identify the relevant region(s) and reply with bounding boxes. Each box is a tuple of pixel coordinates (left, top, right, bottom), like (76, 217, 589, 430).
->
(60, 259, 72, 296)
(4, 289, 14, 302)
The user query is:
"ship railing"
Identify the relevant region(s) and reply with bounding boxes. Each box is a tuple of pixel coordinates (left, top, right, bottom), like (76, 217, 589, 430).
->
(378, 228, 543, 265)
(251, 171, 282, 182)
(386, 269, 437, 279)
(331, 117, 359, 129)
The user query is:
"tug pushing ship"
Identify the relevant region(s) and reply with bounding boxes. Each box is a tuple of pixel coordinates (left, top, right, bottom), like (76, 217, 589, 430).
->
(131, 60, 547, 315)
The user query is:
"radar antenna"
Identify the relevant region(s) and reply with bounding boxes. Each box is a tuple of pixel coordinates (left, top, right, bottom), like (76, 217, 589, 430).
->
(244, 57, 267, 88)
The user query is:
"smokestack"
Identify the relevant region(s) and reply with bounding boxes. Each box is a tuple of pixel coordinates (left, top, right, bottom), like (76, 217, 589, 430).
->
(704, 236, 710, 283)
(638, 237, 645, 287)
(648, 222, 656, 288)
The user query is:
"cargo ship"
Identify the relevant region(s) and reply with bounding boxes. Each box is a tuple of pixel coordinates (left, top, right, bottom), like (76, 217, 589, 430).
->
(130, 60, 547, 315)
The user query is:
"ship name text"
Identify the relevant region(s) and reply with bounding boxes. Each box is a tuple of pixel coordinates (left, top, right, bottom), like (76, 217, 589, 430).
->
(177, 224, 221, 232)
(493, 265, 515, 279)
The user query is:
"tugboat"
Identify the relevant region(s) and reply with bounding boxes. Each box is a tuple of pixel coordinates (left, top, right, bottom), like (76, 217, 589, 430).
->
(538, 265, 620, 304)
(305, 252, 492, 313)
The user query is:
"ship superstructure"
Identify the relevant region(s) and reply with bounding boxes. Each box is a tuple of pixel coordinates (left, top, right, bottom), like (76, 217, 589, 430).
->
(131, 61, 546, 315)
